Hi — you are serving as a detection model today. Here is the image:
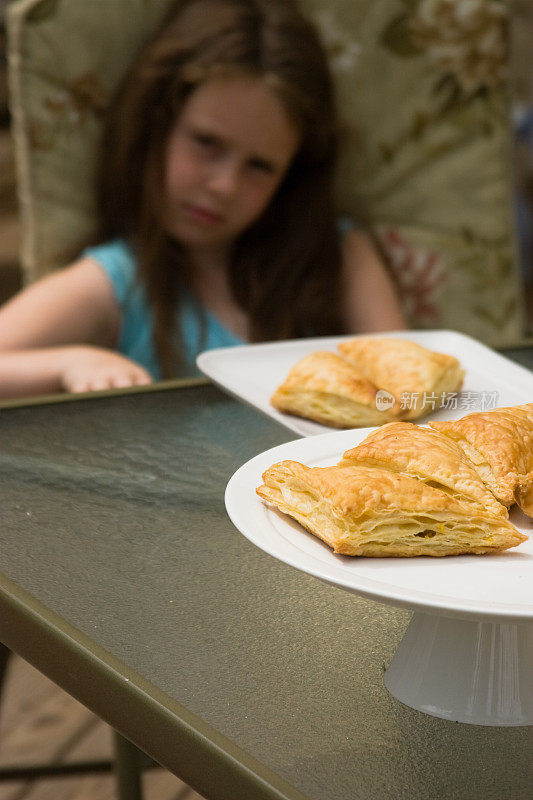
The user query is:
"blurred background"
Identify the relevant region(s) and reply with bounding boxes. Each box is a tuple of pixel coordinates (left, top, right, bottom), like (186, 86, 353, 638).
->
(0, 9, 21, 307)
(0, 0, 532, 331)
(512, 0, 533, 332)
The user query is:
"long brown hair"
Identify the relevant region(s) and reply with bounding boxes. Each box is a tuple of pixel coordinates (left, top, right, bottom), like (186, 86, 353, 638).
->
(97, 0, 344, 376)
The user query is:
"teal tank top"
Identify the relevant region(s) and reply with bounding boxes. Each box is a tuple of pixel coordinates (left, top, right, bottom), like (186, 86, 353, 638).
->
(84, 239, 243, 379)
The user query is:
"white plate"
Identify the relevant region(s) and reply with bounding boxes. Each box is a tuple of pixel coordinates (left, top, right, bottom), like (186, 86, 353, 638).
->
(198, 330, 533, 437)
(225, 428, 533, 622)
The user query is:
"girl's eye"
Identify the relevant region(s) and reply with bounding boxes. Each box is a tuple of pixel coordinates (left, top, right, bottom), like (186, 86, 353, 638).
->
(192, 132, 217, 149)
(248, 158, 275, 175)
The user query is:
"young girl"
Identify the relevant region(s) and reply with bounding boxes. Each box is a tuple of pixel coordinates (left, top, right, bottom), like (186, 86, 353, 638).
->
(0, 0, 406, 399)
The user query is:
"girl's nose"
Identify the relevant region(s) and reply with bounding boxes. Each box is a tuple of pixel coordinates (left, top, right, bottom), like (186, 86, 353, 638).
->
(207, 158, 240, 198)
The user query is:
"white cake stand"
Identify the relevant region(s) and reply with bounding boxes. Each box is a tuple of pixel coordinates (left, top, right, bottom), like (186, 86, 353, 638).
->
(225, 429, 533, 727)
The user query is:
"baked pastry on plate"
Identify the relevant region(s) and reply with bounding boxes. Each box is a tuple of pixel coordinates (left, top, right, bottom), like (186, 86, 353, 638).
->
(256, 461, 525, 557)
(430, 403, 533, 517)
(270, 351, 400, 428)
(339, 421, 508, 518)
(337, 337, 464, 420)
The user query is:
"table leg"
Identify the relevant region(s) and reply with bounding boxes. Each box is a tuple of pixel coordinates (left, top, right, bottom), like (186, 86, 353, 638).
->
(113, 730, 144, 800)
(0, 642, 11, 705)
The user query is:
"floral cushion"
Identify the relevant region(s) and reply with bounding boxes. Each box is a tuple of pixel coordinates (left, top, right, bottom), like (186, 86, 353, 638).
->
(7, 0, 526, 345)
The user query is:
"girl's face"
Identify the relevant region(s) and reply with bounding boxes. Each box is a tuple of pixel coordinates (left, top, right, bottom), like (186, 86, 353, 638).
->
(162, 74, 301, 260)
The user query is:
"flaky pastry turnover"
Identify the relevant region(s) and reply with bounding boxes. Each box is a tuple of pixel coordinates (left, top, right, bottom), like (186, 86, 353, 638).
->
(339, 421, 508, 518)
(256, 461, 525, 557)
(337, 337, 464, 420)
(270, 351, 400, 428)
(430, 403, 533, 517)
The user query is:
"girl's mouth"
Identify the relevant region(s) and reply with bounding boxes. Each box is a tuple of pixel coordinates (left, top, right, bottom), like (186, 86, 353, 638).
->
(185, 204, 224, 225)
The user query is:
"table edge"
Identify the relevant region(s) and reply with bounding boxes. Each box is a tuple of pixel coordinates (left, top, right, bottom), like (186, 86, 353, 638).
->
(0, 573, 307, 800)
(0, 376, 212, 410)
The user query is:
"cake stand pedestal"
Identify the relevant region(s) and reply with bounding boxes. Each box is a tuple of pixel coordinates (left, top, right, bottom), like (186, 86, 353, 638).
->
(383, 612, 533, 726)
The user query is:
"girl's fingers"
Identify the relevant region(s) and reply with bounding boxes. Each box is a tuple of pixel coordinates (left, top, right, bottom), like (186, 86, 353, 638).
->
(66, 368, 152, 393)
(133, 372, 152, 385)
(109, 370, 151, 388)
(96, 371, 152, 389)
(70, 381, 91, 393)
(108, 373, 135, 388)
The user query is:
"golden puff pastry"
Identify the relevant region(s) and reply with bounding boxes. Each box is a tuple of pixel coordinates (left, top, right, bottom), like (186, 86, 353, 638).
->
(270, 351, 400, 428)
(430, 403, 533, 517)
(337, 337, 464, 420)
(256, 461, 525, 557)
(339, 421, 508, 519)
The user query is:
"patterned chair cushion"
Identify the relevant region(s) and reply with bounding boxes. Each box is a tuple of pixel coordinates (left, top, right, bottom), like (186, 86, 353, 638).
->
(6, 0, 527, 345)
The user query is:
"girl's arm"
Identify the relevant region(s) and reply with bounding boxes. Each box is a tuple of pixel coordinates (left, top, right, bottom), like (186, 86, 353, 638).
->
(340, 230, 408, 333)
(0, 258, 152, 398)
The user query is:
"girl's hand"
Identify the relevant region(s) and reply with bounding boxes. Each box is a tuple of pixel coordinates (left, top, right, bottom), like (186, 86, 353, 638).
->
(60, 347, 153, 393)
(0, 257, 144, 399)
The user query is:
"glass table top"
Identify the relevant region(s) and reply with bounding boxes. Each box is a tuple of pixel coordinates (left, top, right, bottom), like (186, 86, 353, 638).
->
(1, 369, 532, 800)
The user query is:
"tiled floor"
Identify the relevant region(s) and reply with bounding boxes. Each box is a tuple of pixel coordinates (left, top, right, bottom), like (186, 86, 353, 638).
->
(0, 653, 206, 800)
